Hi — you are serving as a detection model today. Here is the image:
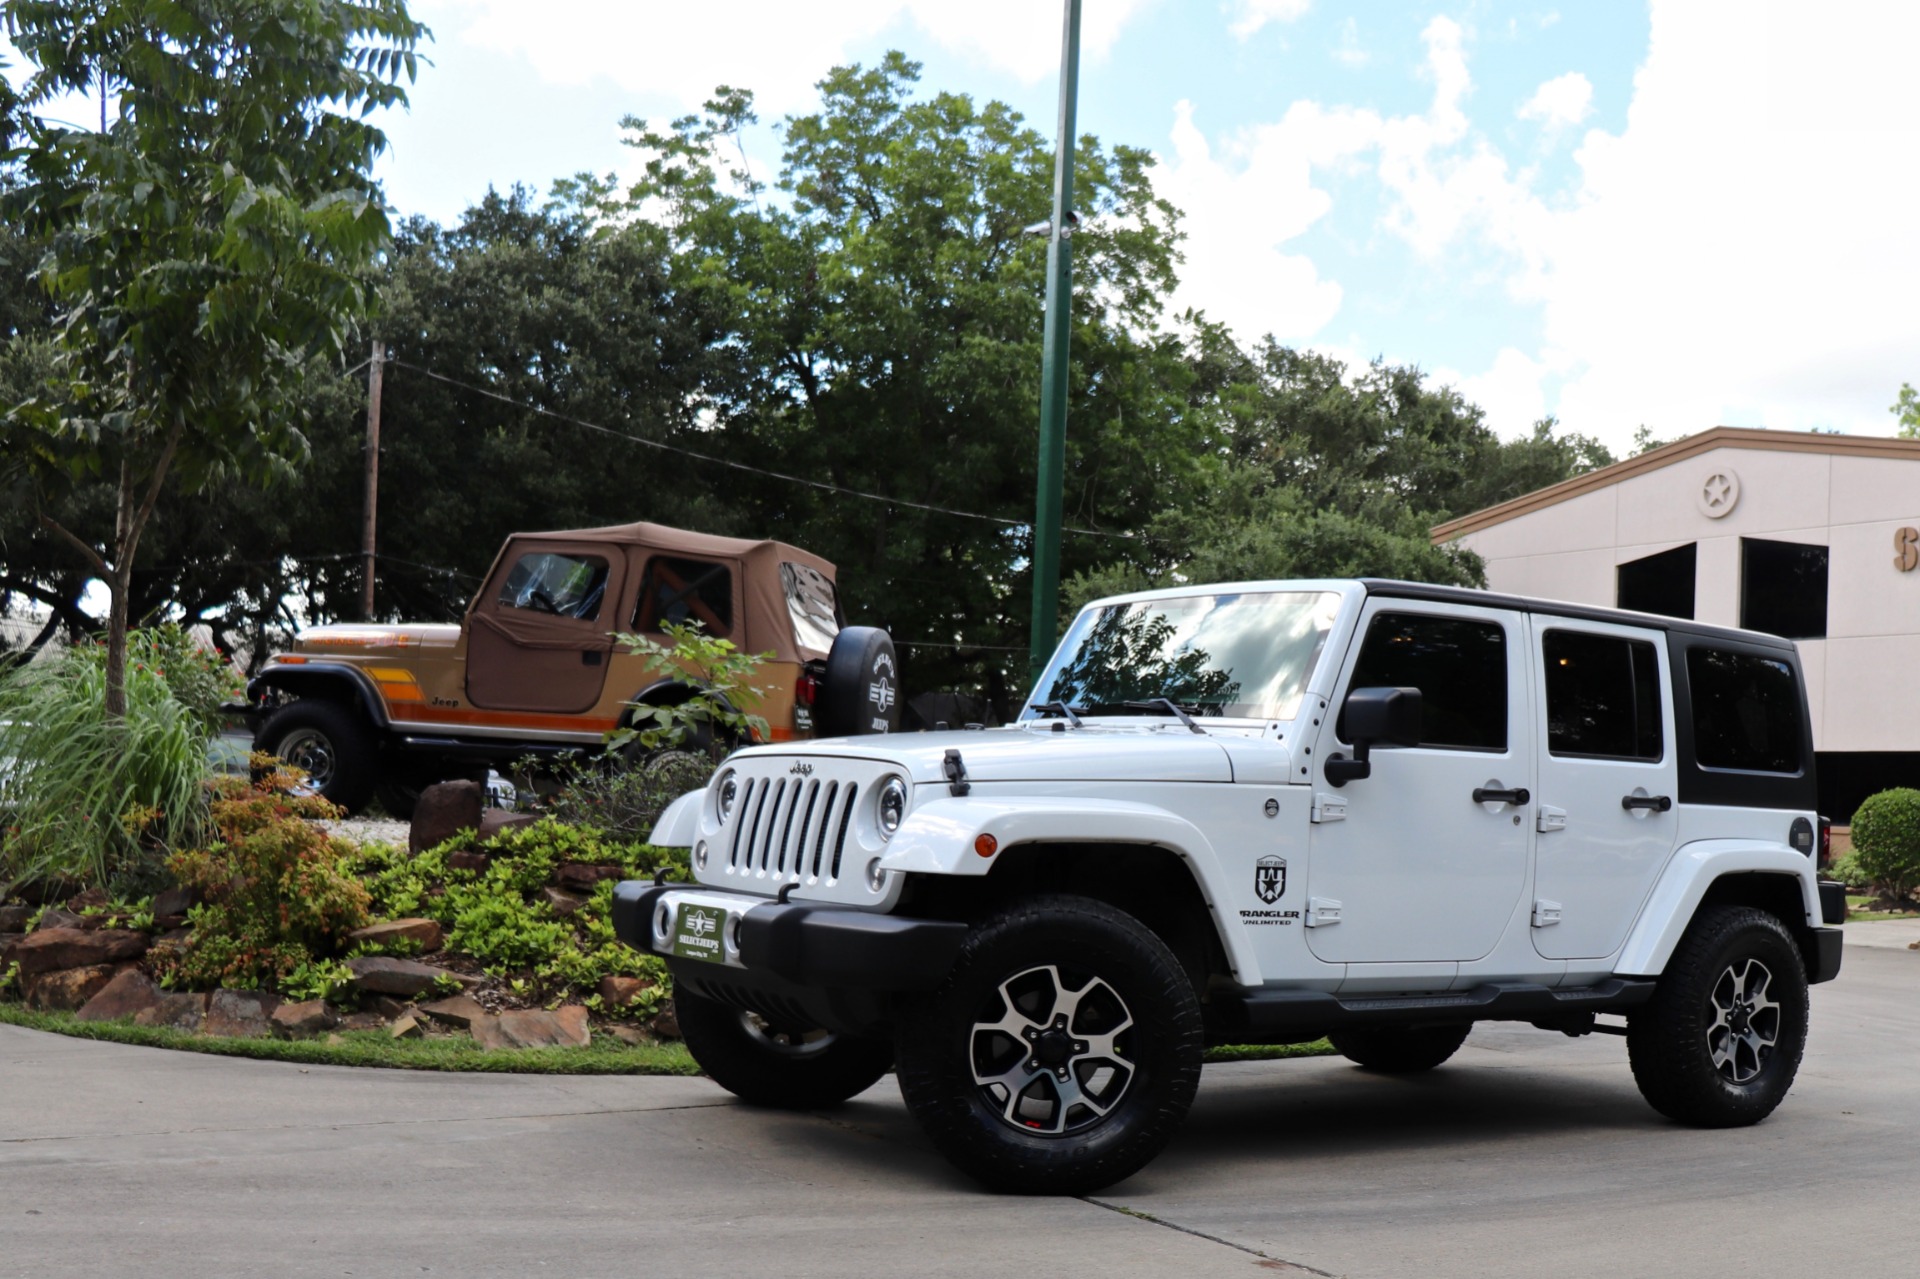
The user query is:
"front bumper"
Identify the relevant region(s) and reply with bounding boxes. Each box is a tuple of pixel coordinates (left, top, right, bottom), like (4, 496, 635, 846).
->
(611, 880, 967, 1034)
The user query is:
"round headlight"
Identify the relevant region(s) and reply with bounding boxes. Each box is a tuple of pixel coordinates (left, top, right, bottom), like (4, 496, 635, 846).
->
(716, 771, 738, 822)
(877, 776, 909, 838)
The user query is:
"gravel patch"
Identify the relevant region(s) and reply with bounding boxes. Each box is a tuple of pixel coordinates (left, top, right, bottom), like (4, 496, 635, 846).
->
(321, 816, 411, 847)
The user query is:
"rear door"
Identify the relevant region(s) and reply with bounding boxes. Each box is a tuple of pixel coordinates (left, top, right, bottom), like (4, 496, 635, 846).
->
(466, 542, 625, 713)
(1528, 617, 1679, 960)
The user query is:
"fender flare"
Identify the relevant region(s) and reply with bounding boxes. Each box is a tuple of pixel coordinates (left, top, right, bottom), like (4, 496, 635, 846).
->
(247, 663, 390, 731)
(651, 788, 705, 847)
(877, 795, 1265, 986)
(1614, 839, 1822, 977)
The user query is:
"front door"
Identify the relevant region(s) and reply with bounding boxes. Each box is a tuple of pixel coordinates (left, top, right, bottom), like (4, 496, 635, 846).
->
(1528, 617, 1679, 960)
(1306, 600, 1533, 964)
(466, 542, 624, 713)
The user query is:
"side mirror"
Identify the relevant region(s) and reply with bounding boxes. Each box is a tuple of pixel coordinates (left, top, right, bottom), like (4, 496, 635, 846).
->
(1324, 686, 1423, 787)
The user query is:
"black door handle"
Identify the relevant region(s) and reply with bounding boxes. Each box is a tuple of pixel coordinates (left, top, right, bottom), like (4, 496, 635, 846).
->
(1472, 787, 1530, 806)
(1621, 794, 1672, 812)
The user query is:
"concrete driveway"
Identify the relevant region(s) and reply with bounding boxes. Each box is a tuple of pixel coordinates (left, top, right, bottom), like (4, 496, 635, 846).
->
(4, 940, 1915, 1279)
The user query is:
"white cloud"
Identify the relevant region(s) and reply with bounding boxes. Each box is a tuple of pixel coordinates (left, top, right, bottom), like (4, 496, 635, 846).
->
(1229, 0, 1312, 42)
(439, 0, 1145, 115)
(1518, 71, 1593, 128)
(1331, 17, 1369, 69)
(1434, 348, 1552, 432)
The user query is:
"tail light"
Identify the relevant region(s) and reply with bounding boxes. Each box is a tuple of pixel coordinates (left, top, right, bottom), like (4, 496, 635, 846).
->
(1819, 816, 1832, 867)
(796, 672, 819, 707)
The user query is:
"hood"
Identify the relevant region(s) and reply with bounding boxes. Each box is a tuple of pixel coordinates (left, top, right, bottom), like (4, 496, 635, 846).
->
(291, 623, 462, 654)
(746, 725, 1238, 784)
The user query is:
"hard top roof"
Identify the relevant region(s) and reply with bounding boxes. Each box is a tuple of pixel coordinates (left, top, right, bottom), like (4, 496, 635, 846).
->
(1359, 579, 1797, 652)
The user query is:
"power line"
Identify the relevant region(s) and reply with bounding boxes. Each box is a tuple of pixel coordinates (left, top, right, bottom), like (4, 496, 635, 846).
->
(387, 359, 1132, 541)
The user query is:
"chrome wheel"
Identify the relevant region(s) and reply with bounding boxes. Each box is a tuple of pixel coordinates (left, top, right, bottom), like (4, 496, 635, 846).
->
(275, 727, 337, 789)
(1708, 957, 1780, 1084)
(969, 963, 1136, 1136)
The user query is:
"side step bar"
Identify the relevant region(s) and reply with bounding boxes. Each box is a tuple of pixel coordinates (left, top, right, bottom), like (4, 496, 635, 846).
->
(1216, 978, 1656, 1043)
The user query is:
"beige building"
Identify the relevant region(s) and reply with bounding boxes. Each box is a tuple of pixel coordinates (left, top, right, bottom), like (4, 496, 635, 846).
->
(1435, 426, 1920, 819)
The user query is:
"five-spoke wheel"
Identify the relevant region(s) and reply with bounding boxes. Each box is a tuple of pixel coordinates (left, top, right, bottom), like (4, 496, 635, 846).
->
(894, 895, 1202, 1195)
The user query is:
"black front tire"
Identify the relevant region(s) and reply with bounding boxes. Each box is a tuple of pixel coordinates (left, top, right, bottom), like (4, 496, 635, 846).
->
(1329, 1023, 1471, 1073)
(1627, 905, 1809, 1128)
(676, 990, 894, 1109)
(254, 700, 378, 815)
(893, 895, 1203, 1195)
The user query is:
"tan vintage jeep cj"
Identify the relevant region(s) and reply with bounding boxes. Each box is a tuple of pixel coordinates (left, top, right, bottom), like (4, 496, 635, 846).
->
(238, 522, 900, 815)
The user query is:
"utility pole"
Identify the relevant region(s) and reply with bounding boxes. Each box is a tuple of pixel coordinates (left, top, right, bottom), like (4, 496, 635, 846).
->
(1027, 0, 1083, 683)
(361, 339, 385, 621)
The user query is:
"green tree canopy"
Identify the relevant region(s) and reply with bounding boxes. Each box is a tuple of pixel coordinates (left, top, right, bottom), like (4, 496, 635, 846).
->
(2, 0, 425, 711)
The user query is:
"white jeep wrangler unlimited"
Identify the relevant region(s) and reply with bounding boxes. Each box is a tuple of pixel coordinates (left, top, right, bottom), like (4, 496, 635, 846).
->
(614, 580, 1844, 1194)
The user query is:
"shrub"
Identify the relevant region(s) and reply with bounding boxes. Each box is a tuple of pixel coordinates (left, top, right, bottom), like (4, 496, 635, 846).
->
(522, 751, 714, 842)
(1825, 851, 1869, 892)
(608, 621, 770, 756)
(160, 765, 371, 991)
(1849, 788, 1920, 905)
(0, 631, 217, 894)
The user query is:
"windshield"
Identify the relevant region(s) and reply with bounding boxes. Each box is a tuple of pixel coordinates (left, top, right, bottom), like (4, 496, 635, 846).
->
(1029, 591, 1342, 721)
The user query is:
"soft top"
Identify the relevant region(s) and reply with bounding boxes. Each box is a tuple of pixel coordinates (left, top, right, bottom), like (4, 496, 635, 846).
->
(508, 521, 838, 662)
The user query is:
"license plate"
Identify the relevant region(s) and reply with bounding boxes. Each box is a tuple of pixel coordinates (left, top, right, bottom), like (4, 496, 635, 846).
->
(670, 904, 727, 962)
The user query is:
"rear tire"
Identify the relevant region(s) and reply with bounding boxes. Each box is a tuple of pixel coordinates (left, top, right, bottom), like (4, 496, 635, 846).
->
(1627, 905, 1808, 1127)
(676, 990, 893, 1109)
(1328, 1024, 1471, 1074)
(254, 700, 378, 815)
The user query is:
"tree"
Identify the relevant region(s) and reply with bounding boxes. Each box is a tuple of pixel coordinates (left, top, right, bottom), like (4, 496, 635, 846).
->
(2, 0, 426, 714)
(617, 56, 1200, 710)
(1893, 383, 1919, 439)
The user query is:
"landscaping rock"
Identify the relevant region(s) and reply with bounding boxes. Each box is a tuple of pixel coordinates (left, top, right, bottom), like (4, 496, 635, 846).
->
(651, 999, 681, 1040)
(26, 964, 117, 1011)
(597, 975, 652, 1008)
(410, 780, 484, 855)
(541, 887, 587, 917)
(337, 1011, 390, 1032)
(346, 955, 479, 997)
(477, 809, 537, 844)
(389, 1013, 424, 1039)
(134, 992, 207, 1032)
(555, 863, 624, 893)
(271, 1000, 338, 1038)
(0, 933, 22, 964)
(75, 970, 164, 1022)
(202, 989, 279, 1038)
(447, 849, 491, 873)
(417, 994, 487, 1029)
(0, 904, 30, 932)
(346, 918, 443, 954)
(607, 1025, 651, 1047)
(472, 1006, 591, 1050)
(11, 927, 148, 976)
(31, 908, 90, 932)
(151, 886, 195, 918)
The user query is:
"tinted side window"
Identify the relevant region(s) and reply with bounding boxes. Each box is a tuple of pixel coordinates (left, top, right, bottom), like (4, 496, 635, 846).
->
(634, 557, 734, 635)
(1687, 647, 1802, 773)
(1544, 630, 1662, 760)
(498, 552, 609, 621)
(1346, 613, 1507, 750)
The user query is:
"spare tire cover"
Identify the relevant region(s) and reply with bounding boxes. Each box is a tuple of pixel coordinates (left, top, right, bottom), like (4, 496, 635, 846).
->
(815, 626, 900, 737)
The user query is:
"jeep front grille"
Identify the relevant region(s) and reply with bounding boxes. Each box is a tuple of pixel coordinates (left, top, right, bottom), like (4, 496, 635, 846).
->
(725, 775, 860, 882)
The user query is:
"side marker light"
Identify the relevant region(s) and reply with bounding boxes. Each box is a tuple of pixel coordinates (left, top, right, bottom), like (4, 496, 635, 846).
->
(975, 834, 998, 858)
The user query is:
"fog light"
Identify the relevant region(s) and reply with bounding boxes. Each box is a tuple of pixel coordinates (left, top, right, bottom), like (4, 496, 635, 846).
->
(694, 839, 709, 870)
(865, 857, 888, 892)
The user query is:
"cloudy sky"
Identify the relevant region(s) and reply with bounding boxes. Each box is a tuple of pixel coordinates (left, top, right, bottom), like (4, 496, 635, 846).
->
(12, 1, 1920, 453)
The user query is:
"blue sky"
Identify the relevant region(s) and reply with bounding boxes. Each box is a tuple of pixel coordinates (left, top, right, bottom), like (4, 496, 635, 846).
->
(10, 1, 1920, 453)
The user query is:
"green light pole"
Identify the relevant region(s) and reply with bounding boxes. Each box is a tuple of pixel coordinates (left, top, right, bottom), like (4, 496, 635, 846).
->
(1028, 0, 1083, 683)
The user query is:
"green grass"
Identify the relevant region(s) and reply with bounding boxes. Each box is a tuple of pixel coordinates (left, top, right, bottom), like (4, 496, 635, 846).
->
(0, 1002, 1334, 1073)
(0, 1005, 699, 1074)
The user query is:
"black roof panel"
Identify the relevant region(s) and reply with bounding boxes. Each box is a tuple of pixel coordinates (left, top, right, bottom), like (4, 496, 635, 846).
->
(1357, 579, 1798, 654)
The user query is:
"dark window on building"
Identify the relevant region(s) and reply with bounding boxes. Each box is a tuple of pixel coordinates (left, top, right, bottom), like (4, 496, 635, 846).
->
(1740, 538, 1828, 639)
(634, 557, 733, 635)
(1543, 630, 1663, 760)
(1617, 543, 1696, 619)
(1687, 647, 1803, 774)
(1344, 612, 1508, 751)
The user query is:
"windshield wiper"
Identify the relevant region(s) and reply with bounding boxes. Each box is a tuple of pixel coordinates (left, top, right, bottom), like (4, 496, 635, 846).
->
(1031, 700, 1085, 728)
(1121, 698, 1206, 734)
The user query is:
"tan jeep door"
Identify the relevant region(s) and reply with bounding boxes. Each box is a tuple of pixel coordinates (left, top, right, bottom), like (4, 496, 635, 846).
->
(466, 540, 626, 713)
